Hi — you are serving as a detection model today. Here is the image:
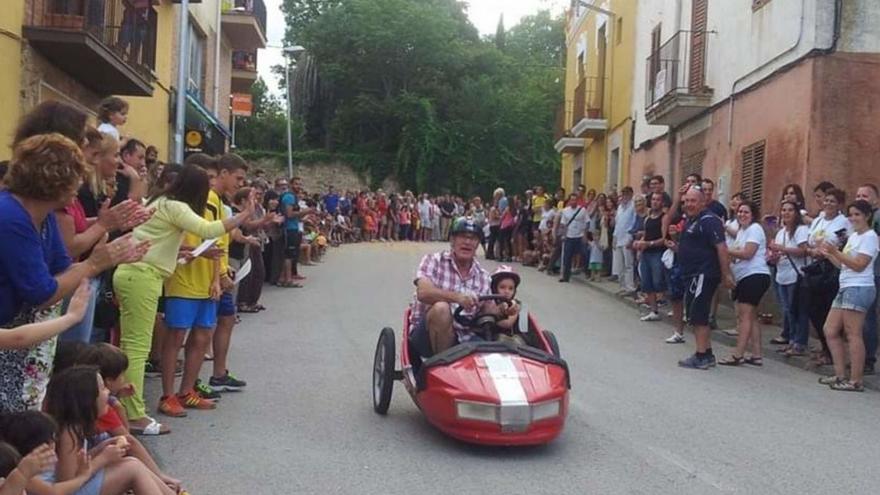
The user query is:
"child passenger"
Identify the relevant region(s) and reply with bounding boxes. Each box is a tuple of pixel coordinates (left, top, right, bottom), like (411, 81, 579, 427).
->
(490, 265, 525, 345)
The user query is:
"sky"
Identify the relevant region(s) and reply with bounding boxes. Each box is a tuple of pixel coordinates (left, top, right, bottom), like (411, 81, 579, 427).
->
(257, 0, 567, 97)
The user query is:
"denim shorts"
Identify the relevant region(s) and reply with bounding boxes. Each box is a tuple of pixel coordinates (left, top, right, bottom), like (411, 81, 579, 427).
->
(218, 292, 236, 317)
(832, 286, 877, 313)
(666, 264, 685, 301)
(639, 251, 667, 293)
(164, 297, 218, 330)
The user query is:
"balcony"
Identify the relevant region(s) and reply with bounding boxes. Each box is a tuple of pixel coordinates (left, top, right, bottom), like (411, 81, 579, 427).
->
(231, 49, 257, 92)
(23, 0, 156, 96)
(645, 30, 712, 127)
(571, 76, 608, 139)
(553, 101, 584, 154)
(222, 0, 267, 50)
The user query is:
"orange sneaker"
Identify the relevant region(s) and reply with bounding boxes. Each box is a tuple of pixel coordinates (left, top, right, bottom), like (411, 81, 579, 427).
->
(178, 391, 217, 410)
(158, 395, 187, 418)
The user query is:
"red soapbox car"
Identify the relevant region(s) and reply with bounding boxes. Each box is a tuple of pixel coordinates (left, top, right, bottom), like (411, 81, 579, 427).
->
(371, 295, 570, 446)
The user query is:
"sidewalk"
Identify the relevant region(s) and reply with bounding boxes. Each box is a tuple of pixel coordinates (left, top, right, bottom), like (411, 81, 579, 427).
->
(567, 272, 880, 390)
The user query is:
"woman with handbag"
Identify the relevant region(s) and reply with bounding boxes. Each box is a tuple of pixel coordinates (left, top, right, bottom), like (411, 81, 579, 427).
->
(805, 188, 852, 366)
(817, 200, 879, 392)
(767, 201, 810, 356)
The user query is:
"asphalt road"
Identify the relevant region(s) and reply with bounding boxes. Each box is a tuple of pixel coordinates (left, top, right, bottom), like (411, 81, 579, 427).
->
(144, 242, 880, 495)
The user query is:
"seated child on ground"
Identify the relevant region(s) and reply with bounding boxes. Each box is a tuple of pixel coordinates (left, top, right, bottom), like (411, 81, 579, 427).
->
(0, 441, 54, 495)
(75, 344, 182, 492)
(489, 265, 525, 346)
(44, 365, 179, 494)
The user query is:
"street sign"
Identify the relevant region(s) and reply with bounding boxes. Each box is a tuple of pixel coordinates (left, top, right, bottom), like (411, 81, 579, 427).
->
(232, 94, 253, 117)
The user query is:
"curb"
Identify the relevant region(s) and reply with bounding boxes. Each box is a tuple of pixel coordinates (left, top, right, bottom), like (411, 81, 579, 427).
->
(567, 273, 880, 391)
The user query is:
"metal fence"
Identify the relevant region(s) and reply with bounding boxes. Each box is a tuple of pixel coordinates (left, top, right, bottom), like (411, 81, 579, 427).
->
(227, 0, 267, 38)
(25, 0, 157, 78)
(645, 30, 709, 109)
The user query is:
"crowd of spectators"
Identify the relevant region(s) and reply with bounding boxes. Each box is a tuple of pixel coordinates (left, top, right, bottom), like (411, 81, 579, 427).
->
(483, 174, 878, 391)
(0, 96, 369, 494)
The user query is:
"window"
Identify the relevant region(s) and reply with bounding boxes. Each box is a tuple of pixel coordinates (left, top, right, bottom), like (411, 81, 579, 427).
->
(573, 152, 584, 189)
(648, 24, 662, 91)
(187, 22, 207, 100)
(615, 17, 623, 45)
(680, 150, 705, 183)
(741, 141, 766, 209)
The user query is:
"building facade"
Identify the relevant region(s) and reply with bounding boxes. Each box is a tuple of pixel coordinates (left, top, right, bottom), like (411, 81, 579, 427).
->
(556, 0, 637, 196)
(0, 0, 265, 161)
(628, 0, 880, 209)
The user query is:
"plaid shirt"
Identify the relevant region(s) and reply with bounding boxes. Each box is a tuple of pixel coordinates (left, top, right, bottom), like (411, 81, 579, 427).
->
(410, 251, 491, 342)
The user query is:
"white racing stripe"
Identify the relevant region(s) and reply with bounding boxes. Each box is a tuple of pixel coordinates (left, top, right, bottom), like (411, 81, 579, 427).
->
(482, 353, 527, 404)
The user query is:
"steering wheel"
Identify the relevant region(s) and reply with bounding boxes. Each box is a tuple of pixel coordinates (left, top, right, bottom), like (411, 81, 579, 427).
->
(453, 295, 512, 340)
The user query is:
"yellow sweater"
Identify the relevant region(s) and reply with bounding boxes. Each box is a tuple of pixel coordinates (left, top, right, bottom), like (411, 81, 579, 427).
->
(164, 191, 228, 298)
(130, 197, 226, 278)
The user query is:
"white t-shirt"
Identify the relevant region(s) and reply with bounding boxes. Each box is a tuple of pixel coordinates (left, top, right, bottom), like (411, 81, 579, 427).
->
(561, 206, 589, 239)
(725, 218, 739, 246)
(97, 122, 120, 141)
(774, 225, 810, 285)
(730, 223, 770, 282)
(808, 212, 852, 248)
(839, 230, 880, 288)
(538, 209, 555, 232)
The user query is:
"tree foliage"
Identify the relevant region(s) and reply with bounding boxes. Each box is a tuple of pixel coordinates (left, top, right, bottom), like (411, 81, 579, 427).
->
(262, 0, 564, 197)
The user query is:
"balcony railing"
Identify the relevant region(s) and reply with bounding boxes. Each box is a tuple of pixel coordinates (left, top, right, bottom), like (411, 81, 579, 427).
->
(573, 76, 606, 122)
(25, 0, 157, 84)
(645, 30, 710, 110)
(554, 101, 572, 142)
(232, 50, 257, 72)
(223, 0, 267, 38)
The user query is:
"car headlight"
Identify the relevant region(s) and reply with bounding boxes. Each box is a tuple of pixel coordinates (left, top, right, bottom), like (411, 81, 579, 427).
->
(531, 399, 561, 421)
(455, 400, 498, 423)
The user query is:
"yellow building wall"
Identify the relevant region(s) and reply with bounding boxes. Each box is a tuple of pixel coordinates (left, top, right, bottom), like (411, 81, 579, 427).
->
(560, 0, 637, 193)
(124, 1, 175, 161)
(0, 3, 24, 159)
(560, 154, 574, 194)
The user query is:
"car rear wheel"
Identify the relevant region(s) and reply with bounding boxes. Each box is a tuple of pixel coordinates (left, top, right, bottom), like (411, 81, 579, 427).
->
(373, 327, 396, 414)
(543, 330, 560, 358)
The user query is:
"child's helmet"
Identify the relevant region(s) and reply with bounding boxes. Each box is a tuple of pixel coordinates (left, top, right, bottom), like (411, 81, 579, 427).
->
(491, 264, 521, 293)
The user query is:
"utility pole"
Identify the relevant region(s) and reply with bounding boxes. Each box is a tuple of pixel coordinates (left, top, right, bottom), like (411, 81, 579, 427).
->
(173, 0, 190, 163)
(285, 57, 293, 178)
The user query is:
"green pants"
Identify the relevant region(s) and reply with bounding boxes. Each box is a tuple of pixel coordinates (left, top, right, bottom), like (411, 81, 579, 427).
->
(114, 262, 164, 421)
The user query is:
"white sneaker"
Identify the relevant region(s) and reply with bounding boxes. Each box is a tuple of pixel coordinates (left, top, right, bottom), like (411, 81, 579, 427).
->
(640, 312, 661, 322)
(665, 333, 685, 344)
(666, 310, 674, 318)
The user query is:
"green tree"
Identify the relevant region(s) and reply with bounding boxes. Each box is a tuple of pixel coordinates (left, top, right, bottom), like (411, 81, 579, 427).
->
(269, 0, 564, 197)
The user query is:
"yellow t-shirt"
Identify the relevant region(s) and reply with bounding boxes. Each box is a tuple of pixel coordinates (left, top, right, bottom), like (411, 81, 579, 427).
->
(532, 194, 547, 222)
(164, 191, 227, 298)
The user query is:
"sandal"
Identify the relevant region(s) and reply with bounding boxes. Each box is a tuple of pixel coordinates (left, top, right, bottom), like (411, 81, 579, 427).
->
(829, 380, 864, 392)
(717, 355, 745, 366)
(130, 417, 170, 436)
(770, 336, 788, 345)
(238, 305, 260, 313)
(743, 356, 763, 366)
(818, 375, 842, 385)
(775, 345, 791, 354)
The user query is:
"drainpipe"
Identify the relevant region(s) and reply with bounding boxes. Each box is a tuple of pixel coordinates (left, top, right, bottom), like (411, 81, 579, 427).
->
(727, 0, 809, 146)
(173, 0, 191, 163)
(668, 0, 682, 191)
(213, 0, 222, 114)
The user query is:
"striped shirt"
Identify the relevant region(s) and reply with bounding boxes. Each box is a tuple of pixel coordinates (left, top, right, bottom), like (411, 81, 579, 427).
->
(409, 251, 491, 341)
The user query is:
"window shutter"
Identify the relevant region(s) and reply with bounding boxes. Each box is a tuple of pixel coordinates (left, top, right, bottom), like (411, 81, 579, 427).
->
(741, 141, 766, 210)
(681, 150, 705, 181)
(689, 0, 708, 92)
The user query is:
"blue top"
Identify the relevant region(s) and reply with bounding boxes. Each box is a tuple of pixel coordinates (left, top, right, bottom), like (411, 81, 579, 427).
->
(323, 193, 340, 214)
(280, 191, 300, 232)
(678, 209, 726, 279)
(706, 200, 728, 222)
(339, 197, 352, 216)
(0, 191, 72, 325)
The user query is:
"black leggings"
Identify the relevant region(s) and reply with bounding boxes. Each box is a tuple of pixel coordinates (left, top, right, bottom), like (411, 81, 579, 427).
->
(498, 227, 514, 260)
(487, 226, 500, 259)
(808, 286, 837, 359)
